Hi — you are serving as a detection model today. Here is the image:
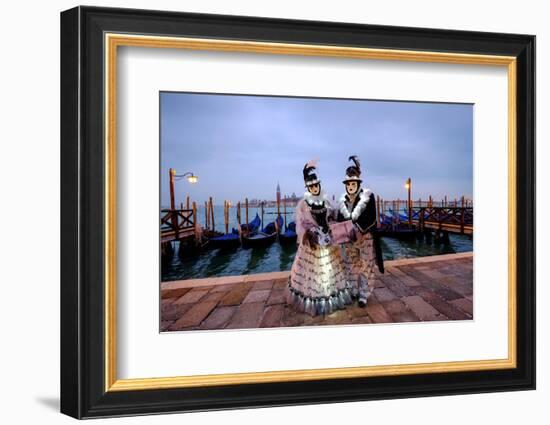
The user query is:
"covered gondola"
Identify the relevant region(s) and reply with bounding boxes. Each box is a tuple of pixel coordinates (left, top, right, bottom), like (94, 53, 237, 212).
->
(207, 232, 241, 250)
(232, 213, 261, 236)
(242, 215, 283, 249)
(278, 221, 297, 245)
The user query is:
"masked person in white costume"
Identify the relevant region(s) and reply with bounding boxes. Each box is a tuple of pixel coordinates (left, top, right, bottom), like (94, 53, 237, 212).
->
(337, 156, 385, 307)
(286, 160, 353, 316)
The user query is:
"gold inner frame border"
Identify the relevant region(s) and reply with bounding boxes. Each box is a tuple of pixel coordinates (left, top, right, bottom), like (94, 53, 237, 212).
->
(104, 33, 517, 392)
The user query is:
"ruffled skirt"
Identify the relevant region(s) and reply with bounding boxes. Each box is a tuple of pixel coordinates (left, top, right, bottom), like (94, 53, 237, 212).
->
(344, 232, 377, 297)
(286, 241, 353, 316)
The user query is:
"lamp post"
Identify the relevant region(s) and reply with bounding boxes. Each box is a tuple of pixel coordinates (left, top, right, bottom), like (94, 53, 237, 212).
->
(168, 168, 199, 236)
(168, 168, 199, 210)
(405, 177, 412, 228)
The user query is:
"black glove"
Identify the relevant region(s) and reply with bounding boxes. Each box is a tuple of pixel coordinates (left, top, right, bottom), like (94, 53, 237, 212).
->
(304, 229, 319, 248)
(349, 226, 358, 243)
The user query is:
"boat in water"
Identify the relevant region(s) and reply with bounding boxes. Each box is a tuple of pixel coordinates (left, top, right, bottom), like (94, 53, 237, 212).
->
(207, 232, 241, 250)
(278, 221, 297, 245)
(242, 215, 283, 249)
(232, 213, 261, 236)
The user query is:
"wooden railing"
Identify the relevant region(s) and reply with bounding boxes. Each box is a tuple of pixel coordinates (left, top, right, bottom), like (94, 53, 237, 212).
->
(160, 208, 194, 239)
(412, 206, 473, 234)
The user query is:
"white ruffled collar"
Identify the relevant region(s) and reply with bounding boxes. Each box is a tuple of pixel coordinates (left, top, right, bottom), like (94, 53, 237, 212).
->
(338, 188, 372, 220)
(303, 190, 329, 206)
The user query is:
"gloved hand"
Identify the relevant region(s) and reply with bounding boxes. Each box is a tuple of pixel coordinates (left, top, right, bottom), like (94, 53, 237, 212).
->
(349, 226, 358, 243)
(304, 229, 319, 248)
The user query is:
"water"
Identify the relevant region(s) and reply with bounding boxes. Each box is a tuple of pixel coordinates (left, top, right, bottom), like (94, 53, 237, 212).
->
(161, 232, 473, 282)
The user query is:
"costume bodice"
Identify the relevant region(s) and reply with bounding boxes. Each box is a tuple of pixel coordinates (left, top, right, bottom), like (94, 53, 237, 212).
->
(307, 201, 329, 233)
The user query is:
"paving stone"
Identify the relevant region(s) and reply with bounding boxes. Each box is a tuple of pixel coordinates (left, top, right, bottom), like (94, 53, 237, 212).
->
(242, 289, 271, 304)
(414, 287, 471, 320)
(420, 268, 448, 280)
(174, 289, 209, 305)
(259, 304, 285, 328)
(210, 283, 238, 293)
(402, 295, 447, 321)
(266, 289, 286, 306)
(366, 303, 393, 323)
(201, 291, 227, 303)
(347, 305, 371, 318)
(303, 312, 329, 326)
(398, 266, 463, 301)
(450, 298, 474, 316)
(161, 303, 193, 322)
(387, 267, 423, 287)
(226, 302, 266, 329)
(438, 276, 473, 297)
(198, 306, 238, 329)
(350, 315, 373, 324)
(367, 292, 380, 305)
(381, 300, 419, 322)
(161, 298, 176, 308)
(171, 301, 218, 329)
(161, 287, 191, 299)
(281, 305, 308, 327)
(219, 283, 252, 306)
(322, 309, 352, 325)
(273, 279, 289, 290)
(160, 321, 174, 331)
(373, 287, 398, 303)
(378, 274, 415, 297)
(252, 280, 274, 291)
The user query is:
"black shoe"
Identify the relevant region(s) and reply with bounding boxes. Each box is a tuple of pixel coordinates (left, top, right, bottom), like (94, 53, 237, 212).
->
(358, 298, 367, 308)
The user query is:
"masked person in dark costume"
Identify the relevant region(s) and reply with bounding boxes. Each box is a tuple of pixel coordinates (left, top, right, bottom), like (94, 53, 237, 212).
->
(337, 156, 385, 307)
(286, 160, 353, 316)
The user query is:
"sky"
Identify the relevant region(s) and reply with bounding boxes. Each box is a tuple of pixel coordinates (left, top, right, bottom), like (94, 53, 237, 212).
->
(160, 92, 473, 207)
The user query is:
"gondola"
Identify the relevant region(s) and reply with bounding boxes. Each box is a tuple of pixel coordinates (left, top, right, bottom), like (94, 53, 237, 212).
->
(242, 215, 283, 249)
(231, 213, 261, 236)
(278, 221, 297, 245)
(207, 232, 241, 250)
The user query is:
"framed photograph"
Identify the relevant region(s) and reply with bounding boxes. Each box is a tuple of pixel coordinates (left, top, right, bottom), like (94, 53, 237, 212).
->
(60, 6, 535, 419)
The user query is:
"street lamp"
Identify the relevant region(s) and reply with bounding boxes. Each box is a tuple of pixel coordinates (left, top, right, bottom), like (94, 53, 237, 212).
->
(177, 171, 199, 184)
(169, 168, 199, 211)
(405, 177, 412, 227)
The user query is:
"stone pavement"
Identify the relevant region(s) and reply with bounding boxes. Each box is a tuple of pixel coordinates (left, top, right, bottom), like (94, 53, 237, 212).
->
(160, 252, 473, 332)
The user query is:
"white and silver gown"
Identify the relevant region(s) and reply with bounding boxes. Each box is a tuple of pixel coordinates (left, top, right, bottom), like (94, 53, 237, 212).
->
(286, 193, 353, 316)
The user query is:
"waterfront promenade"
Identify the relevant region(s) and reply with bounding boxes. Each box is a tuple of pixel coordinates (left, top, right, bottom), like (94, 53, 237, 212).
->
(161, 252, 473, 331)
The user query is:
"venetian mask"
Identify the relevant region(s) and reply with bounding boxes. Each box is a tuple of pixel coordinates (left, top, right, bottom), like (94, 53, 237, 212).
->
(308, 183, 321, 196)
(345, 180, 359, 196)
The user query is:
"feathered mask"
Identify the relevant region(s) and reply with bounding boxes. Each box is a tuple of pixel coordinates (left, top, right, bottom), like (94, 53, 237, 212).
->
(303, 158, 320, 186)
(343, 155, 363, 183)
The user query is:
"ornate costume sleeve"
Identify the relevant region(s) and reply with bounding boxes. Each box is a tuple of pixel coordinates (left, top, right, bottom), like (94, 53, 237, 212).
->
(295, 199, 316, 243)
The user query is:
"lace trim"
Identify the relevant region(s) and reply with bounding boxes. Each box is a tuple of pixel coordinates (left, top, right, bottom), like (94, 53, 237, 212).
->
(286, 279, 354, 317)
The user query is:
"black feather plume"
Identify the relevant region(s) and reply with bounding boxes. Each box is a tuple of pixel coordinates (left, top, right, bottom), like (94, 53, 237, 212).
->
(348, 155, 360, 170)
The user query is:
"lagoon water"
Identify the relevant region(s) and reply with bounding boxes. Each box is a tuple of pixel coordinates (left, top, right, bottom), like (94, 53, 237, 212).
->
(161, 205, 473, 282)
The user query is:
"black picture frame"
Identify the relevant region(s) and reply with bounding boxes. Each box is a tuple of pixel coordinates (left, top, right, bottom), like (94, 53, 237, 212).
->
(60, 5, 535, 419)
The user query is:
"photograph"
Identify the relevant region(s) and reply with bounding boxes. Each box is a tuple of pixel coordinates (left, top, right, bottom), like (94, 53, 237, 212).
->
(159, 92, 474, 331)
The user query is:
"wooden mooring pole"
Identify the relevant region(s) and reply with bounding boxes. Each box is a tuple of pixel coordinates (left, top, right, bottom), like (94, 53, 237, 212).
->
(406, 177, 412, 228)
(237, 201, 241, 228)
(284, 196, 287, 231)
(245, 197, 249, 226)
(224, 201, 229, 235)
(461, 195, 465, 234)
(192, 201, 199, 243)
(209, 197, 215, 231)
(376, 195, 381, 227)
